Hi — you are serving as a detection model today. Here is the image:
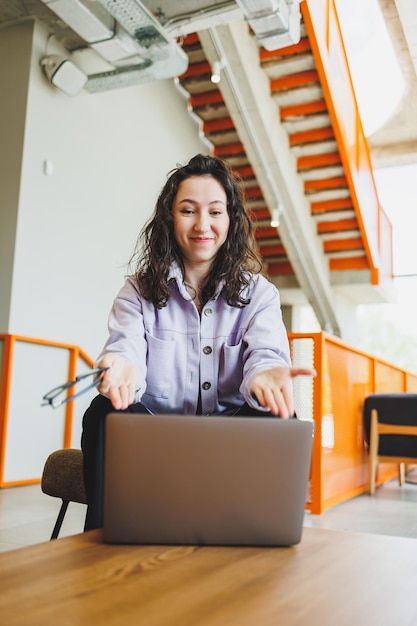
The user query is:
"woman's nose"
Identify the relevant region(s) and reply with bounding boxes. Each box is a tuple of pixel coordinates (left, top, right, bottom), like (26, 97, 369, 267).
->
(194, 215, 210, 232)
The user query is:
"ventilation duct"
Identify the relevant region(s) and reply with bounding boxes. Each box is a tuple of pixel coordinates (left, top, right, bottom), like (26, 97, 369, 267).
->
(40, 0, 188, 92)
(41, 0, 115, 42)
(39, 0, 301, 94)
(89, 0, 188, 92)
(236, 0, 301, 50)
(154, 2, 243, 39)
(86, 40, 187, 92)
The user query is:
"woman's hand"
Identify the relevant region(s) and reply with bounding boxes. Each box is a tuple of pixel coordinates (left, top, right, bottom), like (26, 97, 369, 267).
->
(250, 367, 316, 418)
(96, 354, 138, 410)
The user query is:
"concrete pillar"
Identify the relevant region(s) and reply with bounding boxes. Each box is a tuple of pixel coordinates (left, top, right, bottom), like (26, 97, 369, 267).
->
(0, 20, 34, 331)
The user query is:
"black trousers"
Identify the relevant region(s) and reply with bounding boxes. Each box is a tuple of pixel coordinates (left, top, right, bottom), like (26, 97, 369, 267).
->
(81, 395, 274, 531)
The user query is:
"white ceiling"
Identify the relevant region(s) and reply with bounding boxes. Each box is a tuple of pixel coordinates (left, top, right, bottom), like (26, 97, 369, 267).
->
(1, 0, 416, 166)
(369, 0, 417, 166)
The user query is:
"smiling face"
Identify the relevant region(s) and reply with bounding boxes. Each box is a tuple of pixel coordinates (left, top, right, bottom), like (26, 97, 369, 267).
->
(172, 175, 230, 272)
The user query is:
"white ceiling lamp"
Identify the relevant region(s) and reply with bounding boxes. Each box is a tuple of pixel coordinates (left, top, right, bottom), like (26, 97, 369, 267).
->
(211, 59, 224, 84)
(236, 0, 301, 50)
(40, 55, 88, 96)
(270, 207, 281, 228)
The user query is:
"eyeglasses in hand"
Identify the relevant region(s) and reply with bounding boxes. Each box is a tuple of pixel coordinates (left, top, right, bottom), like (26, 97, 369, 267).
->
(42, 367, 109, 408)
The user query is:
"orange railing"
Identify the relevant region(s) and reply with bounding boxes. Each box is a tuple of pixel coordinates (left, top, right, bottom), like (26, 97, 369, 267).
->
(289, 332, 417, 514)
(302, 0, 393, 288)
(0, 334, 94, 487)
(2, 332, 417, 513)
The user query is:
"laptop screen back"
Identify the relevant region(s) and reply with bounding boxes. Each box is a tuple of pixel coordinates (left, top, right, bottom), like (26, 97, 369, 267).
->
(103, 413, 314, 547)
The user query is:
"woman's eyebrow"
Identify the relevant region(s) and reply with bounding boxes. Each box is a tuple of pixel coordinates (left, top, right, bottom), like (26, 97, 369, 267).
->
(177, 197, 197, 205)
(176, 198, 226, 206)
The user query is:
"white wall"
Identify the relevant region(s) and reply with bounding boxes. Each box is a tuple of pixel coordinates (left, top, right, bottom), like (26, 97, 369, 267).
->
(6, 20, 208, 361)
(0, 20, 209, 481)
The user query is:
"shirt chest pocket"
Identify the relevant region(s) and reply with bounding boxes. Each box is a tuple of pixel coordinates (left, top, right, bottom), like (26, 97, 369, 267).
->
(144, 333, 175, 399)
(218, 340, 244, 396)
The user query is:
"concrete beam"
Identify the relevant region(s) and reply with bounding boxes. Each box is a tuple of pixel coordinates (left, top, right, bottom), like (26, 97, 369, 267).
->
(199, 21, 341, 335)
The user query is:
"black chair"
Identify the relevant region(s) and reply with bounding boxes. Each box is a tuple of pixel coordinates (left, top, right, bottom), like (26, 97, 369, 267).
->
(364, 393, 417, 494)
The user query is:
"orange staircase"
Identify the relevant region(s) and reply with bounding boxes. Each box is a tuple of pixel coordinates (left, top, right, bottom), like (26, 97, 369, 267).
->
(177, 1, 393, 293)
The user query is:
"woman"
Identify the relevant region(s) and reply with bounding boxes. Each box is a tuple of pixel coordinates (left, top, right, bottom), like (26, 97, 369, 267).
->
(82, 153, 315, 530)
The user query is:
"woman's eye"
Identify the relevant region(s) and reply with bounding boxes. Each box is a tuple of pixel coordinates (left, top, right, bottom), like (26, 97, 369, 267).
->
(180, 208, 194, 215)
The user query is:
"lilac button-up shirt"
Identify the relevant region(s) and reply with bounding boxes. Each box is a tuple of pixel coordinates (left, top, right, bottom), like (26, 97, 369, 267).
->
(97, 263, 291, 415)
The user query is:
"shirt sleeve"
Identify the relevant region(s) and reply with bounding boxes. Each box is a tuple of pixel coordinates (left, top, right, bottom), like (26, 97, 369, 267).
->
(96, 277, 147, 401)
(239, 276, 292, 411)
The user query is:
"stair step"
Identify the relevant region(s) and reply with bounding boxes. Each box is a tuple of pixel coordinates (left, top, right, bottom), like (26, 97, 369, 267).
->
(280, 99, 328, 119)
(292, 141, 339, 158)
(298, 152, 342, 170)
(323, 237, 363, 252)
(260, 37, 312, 62)
(311, 197, 354, 213)
(329, 256, 369, 271)
(304, 176, 347, 192)
(271, 70, 320, 92)
(318, 218, 359, 234)
(266, 261, 295, 276)
(289, 127, 334, 146)
(258, 244, 287, 257)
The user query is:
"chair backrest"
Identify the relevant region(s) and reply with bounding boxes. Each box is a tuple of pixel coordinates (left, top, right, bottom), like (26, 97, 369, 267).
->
(41, 448, 86, 504)
(364, 393, 417, 458)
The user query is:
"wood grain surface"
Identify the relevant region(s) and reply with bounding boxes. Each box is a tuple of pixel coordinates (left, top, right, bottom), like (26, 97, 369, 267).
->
(1, 527, 416, 625)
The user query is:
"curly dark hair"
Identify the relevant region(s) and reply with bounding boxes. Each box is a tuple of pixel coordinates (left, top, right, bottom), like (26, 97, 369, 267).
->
(130, 153, 263, 308)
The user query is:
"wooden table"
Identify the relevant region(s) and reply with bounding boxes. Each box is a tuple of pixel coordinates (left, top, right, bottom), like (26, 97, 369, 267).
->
(1, 527, 416, 625)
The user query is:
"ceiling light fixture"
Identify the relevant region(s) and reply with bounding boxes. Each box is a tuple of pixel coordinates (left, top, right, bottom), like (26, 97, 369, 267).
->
(211, 60, 223, 84)
(270, 207, 281, 227)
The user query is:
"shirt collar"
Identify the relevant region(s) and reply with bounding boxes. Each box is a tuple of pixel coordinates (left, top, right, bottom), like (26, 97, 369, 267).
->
(167, 261, 225, 300)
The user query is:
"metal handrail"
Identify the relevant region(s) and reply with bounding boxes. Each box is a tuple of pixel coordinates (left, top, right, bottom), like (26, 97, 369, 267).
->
(302, 0, 393, 287)
(0, 334, 94, 487)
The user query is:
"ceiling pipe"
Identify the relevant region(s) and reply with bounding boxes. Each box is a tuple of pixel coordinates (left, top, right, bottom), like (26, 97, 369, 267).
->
(40, 0, 302, 93)
(40, 0, 188, 92)
(86, 41, 187, 92)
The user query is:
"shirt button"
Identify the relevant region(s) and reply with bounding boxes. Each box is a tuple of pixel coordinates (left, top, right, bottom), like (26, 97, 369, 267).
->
(202, 381, 211, 390)
(204, 308, 213, 316)
(203, 346, 212, 355)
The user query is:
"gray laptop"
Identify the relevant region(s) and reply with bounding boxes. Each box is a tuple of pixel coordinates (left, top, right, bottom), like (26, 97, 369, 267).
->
(103, 413, 314, 547)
